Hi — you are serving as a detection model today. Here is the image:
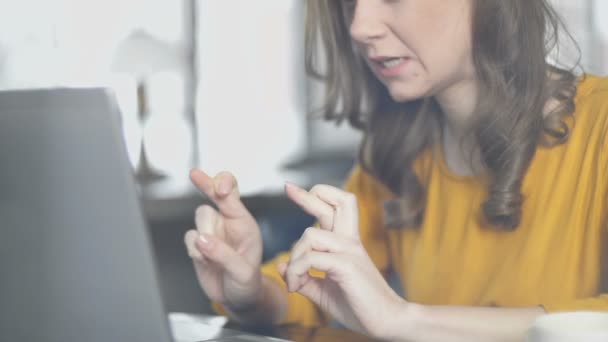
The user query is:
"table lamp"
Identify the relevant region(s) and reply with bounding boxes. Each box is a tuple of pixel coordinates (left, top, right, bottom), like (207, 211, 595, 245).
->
(111, 29, 184, 184)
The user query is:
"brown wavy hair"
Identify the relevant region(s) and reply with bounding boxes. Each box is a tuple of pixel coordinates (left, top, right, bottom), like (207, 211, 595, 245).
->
(305, 0, 580, 229)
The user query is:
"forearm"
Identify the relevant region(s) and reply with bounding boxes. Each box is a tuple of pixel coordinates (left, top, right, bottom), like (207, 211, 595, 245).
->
(390, 303, 545, 342)
(224, 275, 288, 326)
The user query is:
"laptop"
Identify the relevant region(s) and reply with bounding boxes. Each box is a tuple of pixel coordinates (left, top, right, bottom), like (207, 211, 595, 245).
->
(0, 88, 289, 342)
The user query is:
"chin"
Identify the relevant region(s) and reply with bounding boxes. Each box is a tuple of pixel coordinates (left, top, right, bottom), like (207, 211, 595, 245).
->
(387, 87, 428, 103)
(383, 77, 434, 103)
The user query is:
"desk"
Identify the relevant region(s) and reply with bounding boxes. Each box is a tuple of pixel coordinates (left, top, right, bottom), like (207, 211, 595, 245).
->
(236, 324, 378, 342)
(169, 313, 377, 342)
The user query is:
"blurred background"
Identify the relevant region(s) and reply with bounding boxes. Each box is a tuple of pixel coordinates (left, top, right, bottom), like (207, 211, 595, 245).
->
(0, 0, 606, 315)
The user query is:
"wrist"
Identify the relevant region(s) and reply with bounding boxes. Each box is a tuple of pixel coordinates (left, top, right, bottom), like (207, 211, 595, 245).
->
(224, 273, 286, 326)
(382, 299, 423, 341)
(223, 271, 264, 318)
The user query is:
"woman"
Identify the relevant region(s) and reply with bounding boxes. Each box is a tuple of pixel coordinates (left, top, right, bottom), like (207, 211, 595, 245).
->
(184, 0, 608, 340)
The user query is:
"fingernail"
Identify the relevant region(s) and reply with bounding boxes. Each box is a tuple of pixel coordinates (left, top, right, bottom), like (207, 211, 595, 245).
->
(198, 234, 214, 250)
(217, 178, 231, 196)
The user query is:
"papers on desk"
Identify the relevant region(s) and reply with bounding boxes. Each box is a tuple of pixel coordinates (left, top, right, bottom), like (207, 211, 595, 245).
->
(168, 312, 228, 342)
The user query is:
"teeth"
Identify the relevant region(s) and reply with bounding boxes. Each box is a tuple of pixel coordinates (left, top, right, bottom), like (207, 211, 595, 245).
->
(381, 58, 405, 68)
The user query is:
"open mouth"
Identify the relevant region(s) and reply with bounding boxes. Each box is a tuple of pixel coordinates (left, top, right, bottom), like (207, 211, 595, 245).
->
(370, 56, 410, 77)
(376, 57, 408, 68)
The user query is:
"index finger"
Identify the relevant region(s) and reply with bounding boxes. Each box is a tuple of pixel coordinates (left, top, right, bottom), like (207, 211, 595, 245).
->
(285, 182, 334, 230)
(285, 183, 359, 238)
(190, 169, 249, 219)
(190, 168, 216, 198)
(309, 184, 359, 238)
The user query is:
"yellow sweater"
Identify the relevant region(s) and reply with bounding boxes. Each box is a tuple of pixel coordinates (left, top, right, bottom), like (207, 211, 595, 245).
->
(254, 75, 608, 327)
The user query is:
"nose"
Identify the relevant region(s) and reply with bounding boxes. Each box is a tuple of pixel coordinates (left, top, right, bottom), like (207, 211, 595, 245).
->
(349, 1, 386, 45)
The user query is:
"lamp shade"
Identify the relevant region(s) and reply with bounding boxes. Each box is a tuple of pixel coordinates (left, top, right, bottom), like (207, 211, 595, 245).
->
(111, 30, 183, 78)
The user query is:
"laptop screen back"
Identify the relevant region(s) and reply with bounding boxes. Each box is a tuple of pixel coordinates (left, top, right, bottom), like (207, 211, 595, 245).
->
(0, 88, 172, 342)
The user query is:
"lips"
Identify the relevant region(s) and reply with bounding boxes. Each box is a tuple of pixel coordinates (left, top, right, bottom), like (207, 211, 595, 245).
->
(368, 56, 411, 77)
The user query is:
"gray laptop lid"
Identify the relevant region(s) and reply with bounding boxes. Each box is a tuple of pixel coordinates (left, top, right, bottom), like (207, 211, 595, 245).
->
(0, 88, 172, 342)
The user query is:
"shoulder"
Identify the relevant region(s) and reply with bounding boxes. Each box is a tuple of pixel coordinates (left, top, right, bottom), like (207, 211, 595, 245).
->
(571, 74, 608, 150)
(574, 74, 608, 128)
(570, 75, 608, 190)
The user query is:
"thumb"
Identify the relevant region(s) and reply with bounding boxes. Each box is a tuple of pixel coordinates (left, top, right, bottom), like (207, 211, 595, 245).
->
(195, 233, 254, 284)
(190, 169, 250, 219)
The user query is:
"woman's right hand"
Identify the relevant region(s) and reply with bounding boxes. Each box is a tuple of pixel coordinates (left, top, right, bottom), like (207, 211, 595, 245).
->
(184, 169, 263, 311)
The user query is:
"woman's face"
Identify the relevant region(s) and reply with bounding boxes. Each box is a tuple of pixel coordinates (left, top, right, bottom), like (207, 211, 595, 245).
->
(346, 0, 477, 102)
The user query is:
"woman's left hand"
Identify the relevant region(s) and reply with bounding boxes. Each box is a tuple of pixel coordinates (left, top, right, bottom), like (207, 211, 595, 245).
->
(279, 183, 407, 340)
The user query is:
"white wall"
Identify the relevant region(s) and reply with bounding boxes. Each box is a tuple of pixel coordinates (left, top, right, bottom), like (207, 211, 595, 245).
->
(550, 0, 608, 75)
(195, 0, 308, 193)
